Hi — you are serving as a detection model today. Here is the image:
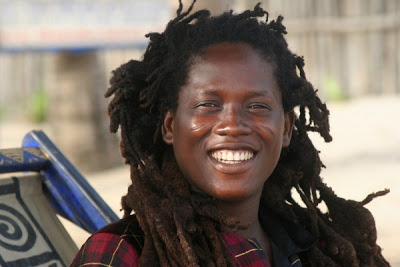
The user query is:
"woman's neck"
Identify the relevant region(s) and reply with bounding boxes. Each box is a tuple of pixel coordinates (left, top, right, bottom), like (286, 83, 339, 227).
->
(218, 195, 273, 262)
(217, 195, 261, 238)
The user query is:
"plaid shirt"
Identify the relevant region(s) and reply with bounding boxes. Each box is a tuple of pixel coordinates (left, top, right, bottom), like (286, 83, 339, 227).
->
(71, 216, 142, 266)
(221, 232, 270, 266)
(71, 212, 315, 267)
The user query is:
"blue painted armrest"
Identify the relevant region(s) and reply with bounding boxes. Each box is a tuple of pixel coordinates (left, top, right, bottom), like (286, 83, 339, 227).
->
(0, 130, 119, 233)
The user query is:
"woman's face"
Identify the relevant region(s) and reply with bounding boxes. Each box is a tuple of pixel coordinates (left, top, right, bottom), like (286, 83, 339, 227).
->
(162, 42, 294, 202)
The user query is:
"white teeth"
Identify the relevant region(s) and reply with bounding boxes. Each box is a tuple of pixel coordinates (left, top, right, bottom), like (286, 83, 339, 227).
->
(211, 150, 254, 164)
(221, 151, 227, 160)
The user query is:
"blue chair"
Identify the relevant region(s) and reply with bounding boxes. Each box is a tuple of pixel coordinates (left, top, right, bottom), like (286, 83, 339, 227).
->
(0, 130, 119, 266)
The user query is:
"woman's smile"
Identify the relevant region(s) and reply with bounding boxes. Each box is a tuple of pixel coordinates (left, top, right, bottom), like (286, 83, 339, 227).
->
(208, 149, 257, 175)
(210, 149, 255, 164)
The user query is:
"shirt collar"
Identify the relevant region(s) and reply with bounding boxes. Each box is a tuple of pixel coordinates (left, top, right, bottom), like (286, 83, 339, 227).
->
(259, 207, 317, 258)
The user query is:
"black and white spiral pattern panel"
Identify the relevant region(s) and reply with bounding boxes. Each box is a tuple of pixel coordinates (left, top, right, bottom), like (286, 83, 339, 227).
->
(0, 178, 64, 267)
(0, 203, 37, 252)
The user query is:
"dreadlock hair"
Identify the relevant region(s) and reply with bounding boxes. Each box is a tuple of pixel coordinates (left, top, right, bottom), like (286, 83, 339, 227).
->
(105, 1, 390, 266)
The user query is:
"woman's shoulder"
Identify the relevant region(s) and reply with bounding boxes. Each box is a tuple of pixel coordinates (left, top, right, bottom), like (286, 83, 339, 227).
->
(70, 215, 144, 266)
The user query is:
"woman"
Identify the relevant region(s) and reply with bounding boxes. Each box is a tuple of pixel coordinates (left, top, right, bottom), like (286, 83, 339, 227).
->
(71, 1, 389, 266)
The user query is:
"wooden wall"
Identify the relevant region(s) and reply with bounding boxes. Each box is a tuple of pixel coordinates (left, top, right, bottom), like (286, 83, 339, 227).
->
(1, 0, 399, 119)
(240, 0, 400, 100)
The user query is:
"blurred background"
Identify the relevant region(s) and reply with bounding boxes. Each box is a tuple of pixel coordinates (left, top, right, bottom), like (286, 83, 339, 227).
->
(1, 0, 399, 265)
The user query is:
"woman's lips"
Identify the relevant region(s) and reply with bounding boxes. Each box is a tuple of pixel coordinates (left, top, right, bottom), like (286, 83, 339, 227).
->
(210, 149, 254, 164)
(208, 149, 257, 174)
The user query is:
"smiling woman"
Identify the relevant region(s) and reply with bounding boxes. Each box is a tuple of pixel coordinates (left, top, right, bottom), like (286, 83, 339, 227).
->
(71, 1, 390, 266)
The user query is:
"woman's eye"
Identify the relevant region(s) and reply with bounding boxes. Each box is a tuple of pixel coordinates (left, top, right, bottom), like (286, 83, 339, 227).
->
(248, 103, 270, 110)
(195, 102, 218, 108)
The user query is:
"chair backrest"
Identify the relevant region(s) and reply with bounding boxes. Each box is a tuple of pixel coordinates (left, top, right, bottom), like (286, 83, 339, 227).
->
(0, 130, 119, 266)
(0, 175, 78, 266)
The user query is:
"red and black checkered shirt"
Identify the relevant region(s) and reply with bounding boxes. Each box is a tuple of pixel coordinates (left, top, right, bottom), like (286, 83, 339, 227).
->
(71, 211, 315, 266)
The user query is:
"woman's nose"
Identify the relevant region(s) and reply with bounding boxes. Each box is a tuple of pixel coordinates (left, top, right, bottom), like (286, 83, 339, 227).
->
(213, 106, 252, 136)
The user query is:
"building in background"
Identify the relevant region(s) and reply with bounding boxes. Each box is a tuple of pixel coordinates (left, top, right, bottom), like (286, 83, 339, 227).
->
(0, 0, 171, 171)
(1, 0, 399, 171)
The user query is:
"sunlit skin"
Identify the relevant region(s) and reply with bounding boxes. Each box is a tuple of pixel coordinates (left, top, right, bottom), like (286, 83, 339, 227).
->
(162, 43, 294, 259)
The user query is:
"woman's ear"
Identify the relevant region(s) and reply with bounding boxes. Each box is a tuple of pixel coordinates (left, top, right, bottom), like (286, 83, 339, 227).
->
(282, 110, 295, 147)
(161, 110, 174, 145)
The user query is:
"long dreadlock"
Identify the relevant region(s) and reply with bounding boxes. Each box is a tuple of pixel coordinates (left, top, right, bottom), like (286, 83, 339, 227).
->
(105, 1, 390, 266)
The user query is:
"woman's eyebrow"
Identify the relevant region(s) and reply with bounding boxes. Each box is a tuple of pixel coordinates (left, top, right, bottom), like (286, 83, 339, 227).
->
(247, 91, 272, 97)
(195, 89, 274, 99)
(195, 89, 220, 96)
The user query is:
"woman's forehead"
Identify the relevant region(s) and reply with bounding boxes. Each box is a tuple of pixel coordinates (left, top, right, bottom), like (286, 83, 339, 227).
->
(178, 42, 281, 102)
(185, 43, 276, 84)
(187, 42, 276, 74)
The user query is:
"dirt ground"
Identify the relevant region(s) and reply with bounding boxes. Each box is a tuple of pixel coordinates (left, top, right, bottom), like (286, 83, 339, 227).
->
(1, 96, 399, 265)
